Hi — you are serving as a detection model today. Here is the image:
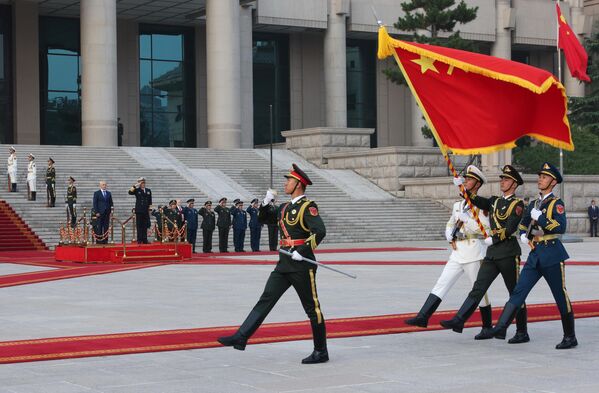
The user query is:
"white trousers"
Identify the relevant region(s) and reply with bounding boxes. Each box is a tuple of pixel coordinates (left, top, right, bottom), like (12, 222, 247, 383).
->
(27, 178, 36, 192)
(431, 258, 490, 306)
(7, 170, 16, 183)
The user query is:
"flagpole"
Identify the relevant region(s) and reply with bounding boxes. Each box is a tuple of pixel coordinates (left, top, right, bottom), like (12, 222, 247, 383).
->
(556, 0, 565, 198)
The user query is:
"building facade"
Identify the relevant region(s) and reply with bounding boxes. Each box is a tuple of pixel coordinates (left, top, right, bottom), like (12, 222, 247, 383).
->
(0, 0, 595, 149)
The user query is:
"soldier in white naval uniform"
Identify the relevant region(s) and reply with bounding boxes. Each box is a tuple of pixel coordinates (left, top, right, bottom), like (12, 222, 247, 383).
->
(27, 153, 37, 201)
(405, 165, 494, 339)
(7, 146, 17, 192)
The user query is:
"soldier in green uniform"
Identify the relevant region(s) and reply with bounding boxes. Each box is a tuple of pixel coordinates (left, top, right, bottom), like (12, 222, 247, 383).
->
(46, 158, 56, 207)
(218, 164, 328, 364)
(66, 176, 77, 228)
(164, 200, 183, 241)
(440, 165, 529, 343)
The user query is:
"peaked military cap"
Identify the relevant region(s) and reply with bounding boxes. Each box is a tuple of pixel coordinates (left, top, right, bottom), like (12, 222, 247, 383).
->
(137, 177, 146, 183)
(68, 176, 76, 182)
(48, 157, 55, 164)
(169, 199, 177, 206)
(233, 199, 242, 206)
(186, 198, 195, 203)
(219, 197, 227, 203)
(499, 165, 523, 185)
(204, 200, 212, 206)
(9, 146, 15, 152)
(28, 153, 35, 159)
(284, 163, 312, 186)
(464, 165, 486, 184)
(538, 162, 562, 184)
(251, 198, 259, 204)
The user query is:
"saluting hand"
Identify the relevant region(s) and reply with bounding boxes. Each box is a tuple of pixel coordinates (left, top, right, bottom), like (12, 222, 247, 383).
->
(452, 177, 464, 187)
(263, 190, 274, 205)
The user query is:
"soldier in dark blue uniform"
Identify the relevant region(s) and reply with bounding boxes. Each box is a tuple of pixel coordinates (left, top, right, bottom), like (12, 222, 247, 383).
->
(218, 164, 328, 364)
(247, 198, 263, 252)
(491, 162, 577, 349)
(214, 197, 231, 252)
(183, 199, 199, 253)
(231, 199, 248, 252)
(199, 201, 216, 253)
(66, 176, 77, 228)
(128, 177, 152, 244)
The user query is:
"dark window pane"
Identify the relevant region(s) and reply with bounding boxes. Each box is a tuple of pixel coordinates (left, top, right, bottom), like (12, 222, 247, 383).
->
(0, 35, 4, 81)
(152, 34, 182, 61)
(48, 54, 79, 91)
(140, 59, 152, 95)
(44, 91, 81, 145)
(151, 60, 183, 96)
(0, 101, 8, 144)
(153, 94, 183, 113)
(140, 34, 151, 59)
(48, 48, 78, 56)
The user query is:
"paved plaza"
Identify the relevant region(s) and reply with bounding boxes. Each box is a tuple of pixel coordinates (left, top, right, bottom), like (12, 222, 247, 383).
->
(0, 239, 598, 393)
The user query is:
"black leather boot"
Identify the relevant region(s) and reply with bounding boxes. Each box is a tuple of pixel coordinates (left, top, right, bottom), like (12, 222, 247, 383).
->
(556, 312, 577, 349)
(405, 293, 442, 328)
(474, 305, 494, 340)
(217, 310, 263, 351)
(491, 302, 519, 340)
(51, 196, 56, 207)
(31, 191, 36, 201)
(302, 320, 329, 364)
(440, 297, 478, 333)
(11, 183, 16, 192)
(508, 305, 529, 344)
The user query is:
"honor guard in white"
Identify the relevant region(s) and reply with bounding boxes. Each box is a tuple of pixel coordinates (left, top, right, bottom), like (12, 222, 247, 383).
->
(27, 153, 37, 201)
(7, 146, 17, 192)
(405, 165, 493, 339)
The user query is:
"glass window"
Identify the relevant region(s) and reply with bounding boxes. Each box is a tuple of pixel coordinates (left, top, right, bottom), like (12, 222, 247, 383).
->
(347, 39, 377, 147)
(139, 26, 195, 147)
(252, 34, 290, 146)
(0, 5, 12, 144)
(48, 54, 79, 92)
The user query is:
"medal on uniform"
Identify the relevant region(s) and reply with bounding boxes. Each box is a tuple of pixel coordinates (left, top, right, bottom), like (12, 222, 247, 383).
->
(291, 209, 297, 214)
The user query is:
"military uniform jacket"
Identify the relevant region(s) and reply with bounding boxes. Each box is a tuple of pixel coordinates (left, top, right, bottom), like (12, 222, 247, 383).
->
(470, 193, 524, 260)
(128, 187, 152, 213)
(165, 208, 183, 230)
(182, 207, 198, 230)
(247, 206, 262, 229)
(66, 185, 77, 204)
(519, 194, 569, 268)
(151, 208, 163, 229)
(446, 200, 490, 263)
(27, 161, 36, 181)
(259, 196, 326, 273)
(199, 207, 216, 230)
(46, 166, 55, 186)
(214, 205, 231, 228)
(7, 154, 17, 177)
(231, 207, 248, 230)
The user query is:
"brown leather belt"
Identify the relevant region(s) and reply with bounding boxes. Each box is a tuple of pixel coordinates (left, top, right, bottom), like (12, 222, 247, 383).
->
(279, 239, 307, 247)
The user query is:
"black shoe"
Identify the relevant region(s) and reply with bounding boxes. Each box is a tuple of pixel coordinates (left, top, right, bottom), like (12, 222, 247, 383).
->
(440, 297, 478, 333)
(492, 326, 507, 340)
(491, 302, 520, 340)
(405, 293, 442, 328)
(474, 327, 494, 340)
(301, 349, 329, 364)
(556, 335, 578, 349)
(217, 333, 247, 351)
(508, 331, 530, 344)
(474, 305, 493, 340)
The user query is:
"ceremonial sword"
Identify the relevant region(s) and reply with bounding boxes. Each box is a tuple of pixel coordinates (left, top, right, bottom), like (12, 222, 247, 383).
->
(279, 249, 357, 279)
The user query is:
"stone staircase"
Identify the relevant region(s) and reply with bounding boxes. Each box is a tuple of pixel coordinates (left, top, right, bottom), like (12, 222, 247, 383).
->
(0, 144, 450, 249)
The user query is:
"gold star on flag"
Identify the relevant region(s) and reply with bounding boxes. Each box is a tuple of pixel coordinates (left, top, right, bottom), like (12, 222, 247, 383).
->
(412, 55, 439, 74)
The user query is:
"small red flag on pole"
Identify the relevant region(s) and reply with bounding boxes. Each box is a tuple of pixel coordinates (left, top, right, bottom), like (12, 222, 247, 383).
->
(556, 3, 591, 82)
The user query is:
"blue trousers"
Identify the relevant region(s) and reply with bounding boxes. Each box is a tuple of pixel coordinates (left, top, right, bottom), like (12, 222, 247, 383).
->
(508, 261, 572, 316)
(233, 227, 246, 251)
(250, 225, 262, 251)
(187, 228, 197, 252)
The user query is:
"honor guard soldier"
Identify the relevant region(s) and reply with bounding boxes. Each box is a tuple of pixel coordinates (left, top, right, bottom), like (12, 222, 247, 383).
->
(26, 153, 37, 201)
(183, 199, 199, 253)
(214, 197, 232, 252)
(406, 165, 493, 339)
(231, 199, 247, 252)
(199, 201, 216, 253)
(264, 192, 279, 251)
(247, 198, 263, 252)
(66, 176, 77, 228)
(46, 158, 56, 207)
(7, 146, 17, 192)
(128, 177, 152, 244)
(218, 164, 328, 364)
(491, 163, 577, 349)
(441, 165, 529, 343)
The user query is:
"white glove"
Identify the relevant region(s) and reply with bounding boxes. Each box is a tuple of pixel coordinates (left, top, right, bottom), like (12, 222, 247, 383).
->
(445, 228, 453, 242)
(263, 190, 274, 205)
(452, 177, 464, 187)
(291, 250, 303, 261)
(457, 212, 470, 224)
(520, 233, 529, 245)
(531, 208, 542, 221)
(73, 204, 77, 209)
(484, 237, 493, 246)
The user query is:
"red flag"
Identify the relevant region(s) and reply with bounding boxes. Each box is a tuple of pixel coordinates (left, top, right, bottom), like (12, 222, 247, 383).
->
(557, 4, 591, 82)
(377, 27, 574, 155)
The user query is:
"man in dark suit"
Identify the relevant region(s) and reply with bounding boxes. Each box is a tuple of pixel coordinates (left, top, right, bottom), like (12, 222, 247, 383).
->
(92, 180, 114, 244)
(128, 177, 152, 244)
(589, 200, 598, 237)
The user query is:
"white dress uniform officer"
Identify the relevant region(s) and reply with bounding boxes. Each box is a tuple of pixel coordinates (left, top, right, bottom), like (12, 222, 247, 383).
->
(27, 153, 37, 201)
(7, 146, 17, 192)
(405, 165, 493, 339)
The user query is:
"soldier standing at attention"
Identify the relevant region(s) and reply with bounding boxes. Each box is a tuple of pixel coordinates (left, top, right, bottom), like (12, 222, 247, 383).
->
(164, 200, 183, 242)
(151, 205, 164, 242)
(490, 163, 577, 349)
(440, 165, 529, 343)
(263, 192, 279, 251)
(247, 198, 263, 252)
(128, 177, 152, 244)
(218, 164, 328, 364)
(66, 176, 77, 228)
(231, 199, 248, 252)
(183, 199, 199, 253)
(405, 166, 493, 339)
(7, 146, 17, 192)
(46, 158, 56, 207)
(199, 201, 216, 253)
(26, 153, 37, 201)
(215, 197, 231, 252)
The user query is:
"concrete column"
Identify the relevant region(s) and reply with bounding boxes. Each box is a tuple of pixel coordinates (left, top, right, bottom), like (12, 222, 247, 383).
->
(206, 0, 241, 148)
(410, 98, 430, 146)
(116, 19, 139, 146)
(13, 0, 40, 144)
(563, 2, 586, 97)
(239, 4, 254, 148)
(195, 25, 208, 148)
(323, 0, 347, 128)
(81, 0, 118, 146)
(483, 0, 514, 173)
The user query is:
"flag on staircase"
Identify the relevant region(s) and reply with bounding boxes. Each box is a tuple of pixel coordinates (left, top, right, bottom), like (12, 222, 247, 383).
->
(556, 3, 590, 83)
(377, 26, 574, 155)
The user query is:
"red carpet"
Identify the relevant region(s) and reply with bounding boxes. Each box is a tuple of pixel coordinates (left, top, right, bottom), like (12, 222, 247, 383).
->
(0, 201, 47, 251)
(0, 300, 597, 364)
